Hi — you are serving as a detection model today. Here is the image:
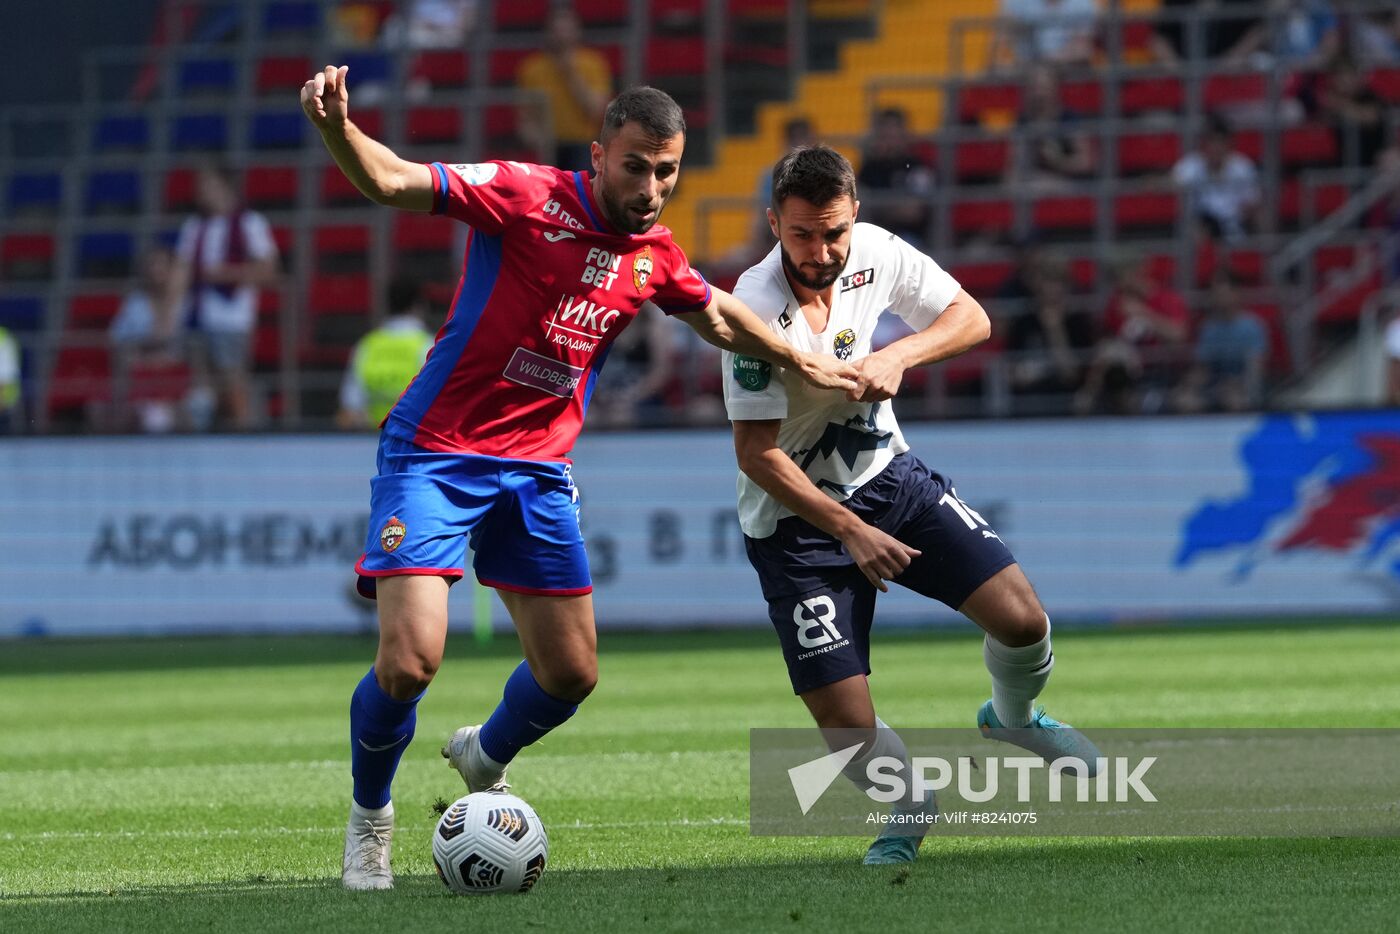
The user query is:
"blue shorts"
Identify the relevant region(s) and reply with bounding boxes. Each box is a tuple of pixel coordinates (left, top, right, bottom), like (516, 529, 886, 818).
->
(745, 454, 1016, 695)
(354, 435, 592, 598)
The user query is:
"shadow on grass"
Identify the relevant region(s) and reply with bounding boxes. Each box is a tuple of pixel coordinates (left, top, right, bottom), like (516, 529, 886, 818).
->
(5, 838, 1399, 934)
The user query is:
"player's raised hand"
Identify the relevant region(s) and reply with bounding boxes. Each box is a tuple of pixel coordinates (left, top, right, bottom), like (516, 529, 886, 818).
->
(795, 351, 859, 392)
(301, 65, 350, 129)
(841, 522, 921, 593)
(846, 349, 905, 403)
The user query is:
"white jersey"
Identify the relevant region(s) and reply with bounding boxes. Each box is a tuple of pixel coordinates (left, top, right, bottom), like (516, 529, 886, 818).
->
(723, 223, 961, 538)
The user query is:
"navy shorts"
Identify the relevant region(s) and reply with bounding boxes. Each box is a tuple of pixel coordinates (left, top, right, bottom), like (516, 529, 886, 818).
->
(355, 434, 592, 598)
(745, 453, 1016, 694)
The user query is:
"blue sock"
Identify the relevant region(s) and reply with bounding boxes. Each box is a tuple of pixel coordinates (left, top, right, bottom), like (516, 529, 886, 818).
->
(349, 667, 421, 809)
(478, 661, 579, 765)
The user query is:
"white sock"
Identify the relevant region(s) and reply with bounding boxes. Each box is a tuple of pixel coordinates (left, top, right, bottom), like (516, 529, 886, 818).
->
(351, 800, 393, 822)
(983, 617, 1055, 728)
(841, 717, 918, 806)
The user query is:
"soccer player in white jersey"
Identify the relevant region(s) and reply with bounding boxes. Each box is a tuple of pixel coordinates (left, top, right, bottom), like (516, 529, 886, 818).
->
(723, 146, 1099, 864)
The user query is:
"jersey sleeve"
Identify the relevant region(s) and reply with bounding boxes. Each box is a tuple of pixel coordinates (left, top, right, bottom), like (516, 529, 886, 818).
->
(427, 160, 538, 233)
(722, 266, 789, 421)
(882, 228, 962, 332)
(240, 211, 278, 261)
(648, 237, 712, 314)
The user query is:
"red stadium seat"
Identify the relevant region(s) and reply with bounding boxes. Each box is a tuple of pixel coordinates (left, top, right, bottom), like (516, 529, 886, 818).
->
(411, 50, 470, 88)
(1203, 73, 1268, 108)
(1281, 124, 1338, 168)
(1, 233, 55, 279)
(255, 55, 311, 95)
(1113, 192, 1178, 230)
(949, 260, 1013, 293)
(957, 82, 1020, 123)
(1370, 67, 1400, 103)
(316, 225, 370, 255)
(1120, 76, 1183, 114)
(1059, 78, 1102, 115)
(1068, 256, 1097, 291)
(489, 48, 536, 85)
(163, 168, 196, 211)
(1116, 132, 1181, 174)
(308, 274, 372, 316)
(393, 213, 455, 252)
(953, 139, 1010, 182)
(1031, 195, 1096, 232)
(68, 294, 122, 328)
(951, 199, 1014, 236)
(646, 36, 707, 77)
(494, 0, 548, 30)
(47, 345, 111, 415)
(320, 165, 364, 207)
(407, 106, 463, 144)
(245, 165, 298, 209)
(576, 0, 630, 23)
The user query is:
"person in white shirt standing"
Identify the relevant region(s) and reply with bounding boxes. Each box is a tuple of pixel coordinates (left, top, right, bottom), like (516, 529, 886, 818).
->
(161, 162, 279, 430)
(723, 146, 1100, 865)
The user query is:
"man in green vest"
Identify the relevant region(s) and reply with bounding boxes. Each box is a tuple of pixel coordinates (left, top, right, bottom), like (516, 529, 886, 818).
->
(336, 278, 435, 429)
(0, 325, 20, 434)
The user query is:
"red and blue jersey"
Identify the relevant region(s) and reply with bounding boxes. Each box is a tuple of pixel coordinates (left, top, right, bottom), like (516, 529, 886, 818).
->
(383, 160, 711, 460)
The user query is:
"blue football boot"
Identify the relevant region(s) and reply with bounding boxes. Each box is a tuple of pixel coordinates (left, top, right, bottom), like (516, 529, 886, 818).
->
(976, 701, 1101, 777)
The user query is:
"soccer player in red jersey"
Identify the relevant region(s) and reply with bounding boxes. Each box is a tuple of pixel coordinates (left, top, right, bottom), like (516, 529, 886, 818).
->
(300, 65, 858, 889)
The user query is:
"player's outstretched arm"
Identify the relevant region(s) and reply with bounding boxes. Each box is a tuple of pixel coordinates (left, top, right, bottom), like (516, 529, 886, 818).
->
(301, 65, 434, 212)
(677, 287, 859, 392)
(850, 289, 991, 403)
(733, 419, 920, 593)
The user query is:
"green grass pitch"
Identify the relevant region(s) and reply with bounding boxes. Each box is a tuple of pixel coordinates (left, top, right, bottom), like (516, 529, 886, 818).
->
(3, 622, 1399, 932)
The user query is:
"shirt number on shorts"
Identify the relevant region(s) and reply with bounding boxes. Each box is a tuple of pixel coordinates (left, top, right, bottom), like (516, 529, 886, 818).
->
(940, 488, 989, 530)
(793, 596, 842, 649)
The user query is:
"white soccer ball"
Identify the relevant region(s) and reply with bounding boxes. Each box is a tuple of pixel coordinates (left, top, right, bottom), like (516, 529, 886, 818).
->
(431, 790, 549, 895)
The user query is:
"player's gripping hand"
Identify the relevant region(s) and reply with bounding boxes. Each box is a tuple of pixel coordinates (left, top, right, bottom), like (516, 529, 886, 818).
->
(846, 349, 905, 403)
(841, 521, 921, 593)
(795, 351, 859, 393)
(301, 65, 350, 129)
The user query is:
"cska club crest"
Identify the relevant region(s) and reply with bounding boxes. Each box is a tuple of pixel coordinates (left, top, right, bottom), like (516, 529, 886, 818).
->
(632, 246, 654, 291)
(380, 516, 406, 553)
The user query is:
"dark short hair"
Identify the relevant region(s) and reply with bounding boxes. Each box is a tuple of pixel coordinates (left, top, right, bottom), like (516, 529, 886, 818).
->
(387, 276, 421, 315)
(770, 145, 858, 211)
(600, 86, 686, 143)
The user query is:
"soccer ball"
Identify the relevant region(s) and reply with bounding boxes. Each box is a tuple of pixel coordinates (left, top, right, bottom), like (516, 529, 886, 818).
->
(431, 790, 549, 895)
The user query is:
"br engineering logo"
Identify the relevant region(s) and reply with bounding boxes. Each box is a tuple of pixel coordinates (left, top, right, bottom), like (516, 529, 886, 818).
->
(786, 745, 1157, 816)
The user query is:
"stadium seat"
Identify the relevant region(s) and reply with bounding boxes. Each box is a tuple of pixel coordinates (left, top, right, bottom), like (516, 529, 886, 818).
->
(576, 0, 629, 24)
(0, 295, 44, 333)
(321, 165, 366, 207)
(316, 224, 370, 274)
(1202, 73, 1268, 109)
(953, 139, 1010, 183)
(171, 113, 229, 151)
(406, 106, 464, 144)
(1120, 75, 1183, 115)
(488, 48, 536, 85)
(162, 168, 197, 212)
(411, 50, 470, 88)
(1, 234, 55, 281)
(261, 1, 321, 38)
(176, 58, 237, 96)
(6, 172, 63, 217)
(92, 114, 151, 152)
(354, 108, 384, 139)
(1370, 67, 1400, 104)
(1068, 256, 1097, 291)
(956, 82, 1019, 124)
(245, 165, 299, 209)
(1113, 191, 1178, 231)
(949, 260, 1014, 293)
(1059, 78, 1102, 115)
(83, 170, 143, 215)
(646, 36, 707, 77)
(250, 110, 305, 149)
(308, 274, 372, 316)
(1031, 195, 1096, 233)
(67, 293, 122, 329)
(950, 199, 1014, 237)
(494, 0, 548, 30)
(46, 345, 111, 416)
(338, 51, 392, 87)
(393, 213, 455, 253)
(1281, 124, 1338, 168)
(77, 231, 135, 278)
(255, 55, 311, 96)
(254, 291, 284, 369)
(1116, 131, 1181, 175)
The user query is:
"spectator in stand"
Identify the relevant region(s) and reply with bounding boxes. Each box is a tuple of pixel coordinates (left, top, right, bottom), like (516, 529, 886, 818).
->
(856, 107, 935, 247)
(712, 117, 818, 279)
(1225, 0, 1339, 70)
(1005, 253, 1097, 411)
(988, 0, 1099, 71)
(1152, 0, 1263, 64)
(337, 278, 436, 431)
(0, 324, 19, 434)
(111, 245, 183, 433)
(1386, 306, 1400, 405)
(1353, 9, 1400, 65)
(1173, 272, 1268, 412)
(517, 4, 613, 172)
(1172, 114, 1262, 244)
(1013, 63, 1096, 190)
(1300, 53, 1387, 167)
(1076, 255, 1191, 414)
(160, 161, 279, 431)
(585, 303, 679, 428)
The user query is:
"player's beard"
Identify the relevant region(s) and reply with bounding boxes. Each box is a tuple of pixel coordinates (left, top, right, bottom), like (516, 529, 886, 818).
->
(780, 244, 847, 292)
(596, 166, 664, 235)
